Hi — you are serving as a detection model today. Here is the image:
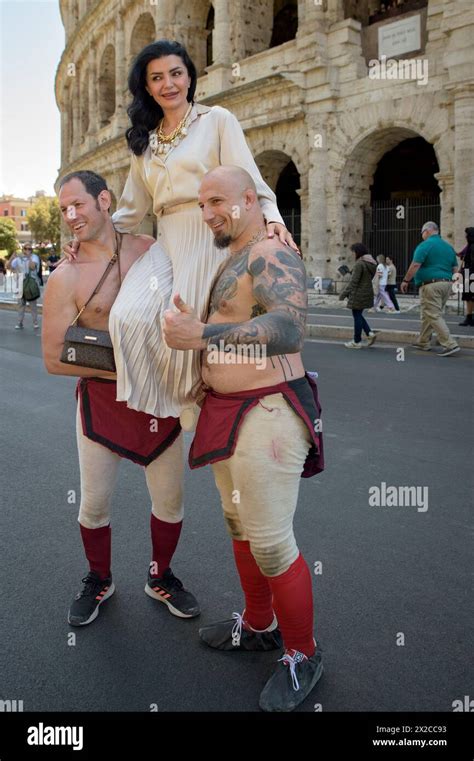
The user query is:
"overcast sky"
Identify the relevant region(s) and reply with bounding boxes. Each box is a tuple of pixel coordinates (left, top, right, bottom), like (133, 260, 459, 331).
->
(0, 0, 64, 198)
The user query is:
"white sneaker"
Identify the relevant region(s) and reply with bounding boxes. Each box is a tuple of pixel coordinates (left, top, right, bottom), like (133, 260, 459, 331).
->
(15, 324, 23, 330)
(344, 340, 362, 349)
(367, 332, 377, 346)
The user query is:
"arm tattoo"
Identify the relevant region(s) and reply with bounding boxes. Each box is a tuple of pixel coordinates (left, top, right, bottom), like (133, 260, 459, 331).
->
(203, 249, 307, 356)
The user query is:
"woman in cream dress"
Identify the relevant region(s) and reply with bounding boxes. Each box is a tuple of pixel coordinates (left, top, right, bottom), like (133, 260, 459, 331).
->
(106, 40, 297, 421)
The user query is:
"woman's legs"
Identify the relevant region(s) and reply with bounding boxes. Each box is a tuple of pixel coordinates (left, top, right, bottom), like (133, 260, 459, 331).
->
(386, 285, 400, 311)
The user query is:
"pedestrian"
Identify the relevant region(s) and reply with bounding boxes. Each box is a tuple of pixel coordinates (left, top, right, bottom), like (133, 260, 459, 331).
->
(339, 243, 378, 349)
(457, 226, 474, 326)
(64, 39, 298, 427)
(374, 254, 395, 311)
(163, 166, 324, 712)
(42, 171, 198, 626)
(47, 251, 60, 272)
(36, 251, 44, 286)
(8, 243, 41, 330)
(385, 255, 401, 312)
(401, 221, 460, 356)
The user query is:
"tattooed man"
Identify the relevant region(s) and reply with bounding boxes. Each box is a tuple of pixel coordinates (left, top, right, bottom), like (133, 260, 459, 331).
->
(163, 165, 325, 712)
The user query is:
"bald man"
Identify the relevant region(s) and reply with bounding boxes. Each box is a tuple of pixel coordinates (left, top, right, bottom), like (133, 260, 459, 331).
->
(163, 165, 325, 712)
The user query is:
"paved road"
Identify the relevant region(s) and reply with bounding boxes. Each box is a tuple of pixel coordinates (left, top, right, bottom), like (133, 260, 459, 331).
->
(0, 308, 472, 713)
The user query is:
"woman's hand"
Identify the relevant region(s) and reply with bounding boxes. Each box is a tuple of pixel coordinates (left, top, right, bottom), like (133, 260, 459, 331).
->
(63, 238, 80, 262)
(266, 222, 301, 257)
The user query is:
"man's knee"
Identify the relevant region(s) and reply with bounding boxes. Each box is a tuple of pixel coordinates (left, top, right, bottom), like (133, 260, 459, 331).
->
(77, 510, 110, 530)
(151, 491, 184, 522)
(250, 538, 299, 577)
(223, 513, 246, 541)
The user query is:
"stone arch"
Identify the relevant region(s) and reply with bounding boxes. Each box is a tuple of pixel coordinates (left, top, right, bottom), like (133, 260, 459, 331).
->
(68, 89, 75, 149)
(270, 0, 298, 48)
(129, 12, 156, 64)
(336, 125, 452, 264)
(79, 65, 89, 137)
(206, 5, 214, 68)
(255, 149, 302, 245)
(99, 45, 116, 126)
(173, 1, 213, 76)
(255, 149, 295, 192)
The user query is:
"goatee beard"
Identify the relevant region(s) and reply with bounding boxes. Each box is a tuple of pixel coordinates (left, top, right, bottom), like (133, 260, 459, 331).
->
(214, 234, 232, 249)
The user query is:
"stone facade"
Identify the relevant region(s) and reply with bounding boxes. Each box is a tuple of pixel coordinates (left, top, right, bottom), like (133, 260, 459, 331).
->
(55, 0, 474, 278)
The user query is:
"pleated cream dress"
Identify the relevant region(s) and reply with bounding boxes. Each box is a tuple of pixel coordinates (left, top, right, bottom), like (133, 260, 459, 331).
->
(109, 102, 284, 420)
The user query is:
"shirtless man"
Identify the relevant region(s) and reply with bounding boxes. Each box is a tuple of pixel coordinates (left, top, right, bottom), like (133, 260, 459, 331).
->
(163, 165, 324, 712)
(42, 170, 199, 626)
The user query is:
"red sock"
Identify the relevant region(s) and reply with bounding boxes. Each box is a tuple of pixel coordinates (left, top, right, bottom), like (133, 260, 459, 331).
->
(79, 524, 111, 579)
(267, 553, 315, 657)
(232, 539, 274, 631)
(150, 514, 183, 578)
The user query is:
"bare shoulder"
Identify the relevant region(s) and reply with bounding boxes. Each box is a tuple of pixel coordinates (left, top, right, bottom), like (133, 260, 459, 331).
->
(248, 239, 306, 279)
(46, 259, 79, 288)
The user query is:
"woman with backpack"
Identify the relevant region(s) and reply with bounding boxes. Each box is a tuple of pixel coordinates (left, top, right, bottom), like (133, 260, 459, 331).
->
(8, 243, 41, 330)
(339, 243, 378, 349)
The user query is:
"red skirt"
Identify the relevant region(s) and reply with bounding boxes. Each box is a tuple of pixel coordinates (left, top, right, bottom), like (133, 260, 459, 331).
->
(189, 373, 324, 478)
(76, 378, 181, 466)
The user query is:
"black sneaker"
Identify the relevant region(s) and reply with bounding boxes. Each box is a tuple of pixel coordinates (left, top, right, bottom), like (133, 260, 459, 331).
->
(259, 646, 323, 712)
(68, 571, 115, 626)
(199, 611, 283, 651)
(145, 568, 200, 618)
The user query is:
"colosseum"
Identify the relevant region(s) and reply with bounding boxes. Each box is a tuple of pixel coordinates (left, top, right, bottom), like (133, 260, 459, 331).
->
(55, 0, 474, 281)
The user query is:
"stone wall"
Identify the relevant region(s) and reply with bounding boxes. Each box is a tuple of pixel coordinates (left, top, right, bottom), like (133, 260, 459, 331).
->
(55, 0, 474, 277)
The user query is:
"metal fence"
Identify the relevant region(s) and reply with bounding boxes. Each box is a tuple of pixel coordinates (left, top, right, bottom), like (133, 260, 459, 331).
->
(363, 198, 441, 281)
(280, 208, 301, 247)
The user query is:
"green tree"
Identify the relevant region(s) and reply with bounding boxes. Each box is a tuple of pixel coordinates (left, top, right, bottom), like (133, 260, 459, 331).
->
(0, 218, 18, 255)
(27, 197, 60, 249)
(47, 198, 61, 250)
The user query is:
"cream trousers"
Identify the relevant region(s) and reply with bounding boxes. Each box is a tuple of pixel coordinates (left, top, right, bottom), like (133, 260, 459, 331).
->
(418, 280, 458, 350)
(75, 403, 184, 528)
(211, 393, 312, 577)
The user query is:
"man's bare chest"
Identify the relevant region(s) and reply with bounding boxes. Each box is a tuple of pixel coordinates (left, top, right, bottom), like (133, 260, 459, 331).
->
(208, 254, 262, 323)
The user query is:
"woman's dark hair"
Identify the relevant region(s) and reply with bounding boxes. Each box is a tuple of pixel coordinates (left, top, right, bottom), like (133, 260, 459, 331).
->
(126, 39, 197, 156)
(465, 227, 474, 244)
(350, 243, 369, 259)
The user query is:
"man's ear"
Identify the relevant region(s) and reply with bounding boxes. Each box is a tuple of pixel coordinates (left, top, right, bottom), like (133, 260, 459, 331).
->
(98, 190, 111, 212)
(244, 188, 257, 210)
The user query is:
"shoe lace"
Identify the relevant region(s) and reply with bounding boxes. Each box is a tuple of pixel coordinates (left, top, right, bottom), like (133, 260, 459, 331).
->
(278, 650, 307, 691)
(231, 611, 244, 647)
(162, 570, 183, 592)
(79, 573, 103, 598)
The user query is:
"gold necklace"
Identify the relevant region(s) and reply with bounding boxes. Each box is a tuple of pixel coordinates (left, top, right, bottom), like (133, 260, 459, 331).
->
(150, 103, 193, 155)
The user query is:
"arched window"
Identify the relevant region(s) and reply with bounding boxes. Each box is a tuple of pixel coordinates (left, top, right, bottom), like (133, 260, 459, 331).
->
(206, 6, 214, 67)
(80, 69, 89, 136)
(99, 45, 116, 126)
(130, 13, 156, 62)
(270, 0, 298, 48)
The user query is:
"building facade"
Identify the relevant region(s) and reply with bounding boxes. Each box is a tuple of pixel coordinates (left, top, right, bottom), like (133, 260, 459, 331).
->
(0, 191, 50, 244)
(55, 0, 474, 280)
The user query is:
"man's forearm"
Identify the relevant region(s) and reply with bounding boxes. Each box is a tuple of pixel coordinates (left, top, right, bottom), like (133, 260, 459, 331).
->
(403, 262, 421, 281)
(202, 311, 305, 356)
(46, 359, 116, 379)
